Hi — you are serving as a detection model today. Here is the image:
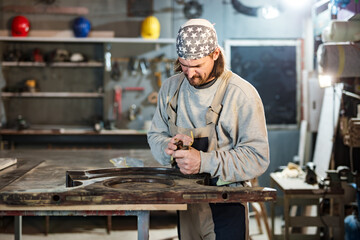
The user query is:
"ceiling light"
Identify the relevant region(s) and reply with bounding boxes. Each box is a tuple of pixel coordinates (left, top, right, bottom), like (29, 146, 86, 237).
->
(318, 74, 334, 88)
(259, 5, 280, 19)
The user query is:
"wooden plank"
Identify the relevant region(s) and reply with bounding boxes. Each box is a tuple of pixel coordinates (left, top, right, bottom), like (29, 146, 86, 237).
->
(270, 173, 319, 191)
(287, 198, 319, 206)
(270, 173, 343, 195)
(0, 204, 187, 211)
(0, 158, 17, 171)
(274, 234, 319, 240)
(0, 159, 43, 190)
(313, 84, 343, 179)
(290, 216, 341, 227)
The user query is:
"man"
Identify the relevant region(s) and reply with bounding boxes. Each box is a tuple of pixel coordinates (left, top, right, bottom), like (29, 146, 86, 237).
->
(147, 18, 269, 240)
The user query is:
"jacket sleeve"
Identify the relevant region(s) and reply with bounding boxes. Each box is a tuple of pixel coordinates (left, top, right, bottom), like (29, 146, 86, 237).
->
(199, 89, 270, 183)
(146, 77, 176, 166)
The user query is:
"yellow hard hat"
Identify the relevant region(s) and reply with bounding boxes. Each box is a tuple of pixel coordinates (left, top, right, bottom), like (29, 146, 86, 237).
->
(141, 16, 160, 39)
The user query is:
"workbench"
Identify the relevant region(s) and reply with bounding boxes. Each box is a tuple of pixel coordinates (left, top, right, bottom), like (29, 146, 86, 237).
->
(270, 172, 344, 240)
(0, 150, 276, 240)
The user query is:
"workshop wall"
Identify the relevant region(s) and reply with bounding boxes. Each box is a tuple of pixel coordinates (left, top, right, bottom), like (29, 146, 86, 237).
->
(0, 0, 318, 184)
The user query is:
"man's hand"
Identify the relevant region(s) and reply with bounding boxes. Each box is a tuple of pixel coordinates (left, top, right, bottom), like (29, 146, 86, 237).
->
(164, 134, 200, 174)
(165, 134, 193, 156)
(172, 147, 201, 175)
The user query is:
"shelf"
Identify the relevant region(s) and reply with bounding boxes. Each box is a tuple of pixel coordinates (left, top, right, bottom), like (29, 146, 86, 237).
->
(2, 62, 46, 67)
(1, 92, 104, 98)
(1, 61, 103, 67)
(0, 128, 146, 136)
(0, 36, 175, 44)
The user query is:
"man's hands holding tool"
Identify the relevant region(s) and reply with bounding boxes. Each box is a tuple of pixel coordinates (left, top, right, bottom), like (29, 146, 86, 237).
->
(165, 134, 201, 175)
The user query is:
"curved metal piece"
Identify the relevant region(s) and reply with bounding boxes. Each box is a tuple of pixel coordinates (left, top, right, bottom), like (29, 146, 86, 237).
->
(231, 0, 259, 17)
(66, 167, 211, 187)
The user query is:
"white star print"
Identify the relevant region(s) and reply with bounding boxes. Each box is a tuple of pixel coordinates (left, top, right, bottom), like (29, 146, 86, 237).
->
(177, 25, 217, 59)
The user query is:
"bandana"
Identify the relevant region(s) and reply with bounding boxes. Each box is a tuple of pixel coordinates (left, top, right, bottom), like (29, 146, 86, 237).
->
(176, 19, 218, 60)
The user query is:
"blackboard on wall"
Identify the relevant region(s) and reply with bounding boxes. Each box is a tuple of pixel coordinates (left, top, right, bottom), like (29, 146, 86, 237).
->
(225, 39, 302, 128)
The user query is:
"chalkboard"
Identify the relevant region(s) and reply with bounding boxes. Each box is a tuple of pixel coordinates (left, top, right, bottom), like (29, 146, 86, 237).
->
(225, 40, 302, 127)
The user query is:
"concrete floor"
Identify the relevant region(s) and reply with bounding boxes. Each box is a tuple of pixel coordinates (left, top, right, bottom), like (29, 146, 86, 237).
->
(0, 211, 279, 240)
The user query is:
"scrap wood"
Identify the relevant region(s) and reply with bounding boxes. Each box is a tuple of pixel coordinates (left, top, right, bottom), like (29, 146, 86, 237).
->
(0, 158, 17, 171)
(279, 162, 305, 178)
(344, 118, 360, 147)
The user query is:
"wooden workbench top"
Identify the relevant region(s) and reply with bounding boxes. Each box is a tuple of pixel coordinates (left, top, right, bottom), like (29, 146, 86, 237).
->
(0, 150, 276, 208)
(270, 172, 343, 195)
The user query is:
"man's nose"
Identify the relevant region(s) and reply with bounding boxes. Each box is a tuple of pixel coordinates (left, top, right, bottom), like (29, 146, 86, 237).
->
(186, 68, 195, 78)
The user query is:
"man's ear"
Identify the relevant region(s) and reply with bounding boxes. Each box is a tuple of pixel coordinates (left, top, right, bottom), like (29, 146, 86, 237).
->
(212, 48, 220, 61)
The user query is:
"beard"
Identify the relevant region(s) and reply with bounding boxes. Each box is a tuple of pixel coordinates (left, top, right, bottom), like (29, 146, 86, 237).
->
(185, 73, 208, 87)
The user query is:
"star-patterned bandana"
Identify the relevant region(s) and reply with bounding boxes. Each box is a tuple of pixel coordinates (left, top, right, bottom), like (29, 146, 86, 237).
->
(176, 19, 218, 60)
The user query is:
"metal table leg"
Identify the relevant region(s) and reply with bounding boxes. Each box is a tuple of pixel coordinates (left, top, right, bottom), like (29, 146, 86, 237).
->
(14, 216, 22, 240)
(137, 211, 150, 240)
(8, 210, 152, 240)
(270, 178, 276, 239)
(284, 196, 290, 240)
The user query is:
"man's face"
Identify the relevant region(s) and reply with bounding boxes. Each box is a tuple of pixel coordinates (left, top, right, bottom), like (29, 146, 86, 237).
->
(178, 49, 220, 87)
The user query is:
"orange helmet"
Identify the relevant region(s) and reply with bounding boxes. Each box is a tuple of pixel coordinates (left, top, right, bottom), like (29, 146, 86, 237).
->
(11, 16, 30, 37)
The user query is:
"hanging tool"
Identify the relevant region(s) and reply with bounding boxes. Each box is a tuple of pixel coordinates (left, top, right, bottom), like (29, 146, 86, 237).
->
(129, 104, 138, 121)
(113, 87, 145, 120)
(113, 87, 122, 120)
(111, 61, 121, 81)
(146, 72, 162, 105)
(139, 58, 149, 75)
(147, 92, 158, 104)
(128, 57, 139, 76)
(154, 71, 162, 87)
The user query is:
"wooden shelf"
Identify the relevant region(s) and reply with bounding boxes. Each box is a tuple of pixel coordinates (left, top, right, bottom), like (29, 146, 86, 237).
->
(1, 61, 103, 67)
(1, 92, 104, 98)
(0, 36, 175, 44)
(2, 62, 46, 67)
(0, 128, 146, 135)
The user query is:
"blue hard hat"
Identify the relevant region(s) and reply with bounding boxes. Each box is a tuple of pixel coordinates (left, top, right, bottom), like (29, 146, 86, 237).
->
(73, 17, 91, 37)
